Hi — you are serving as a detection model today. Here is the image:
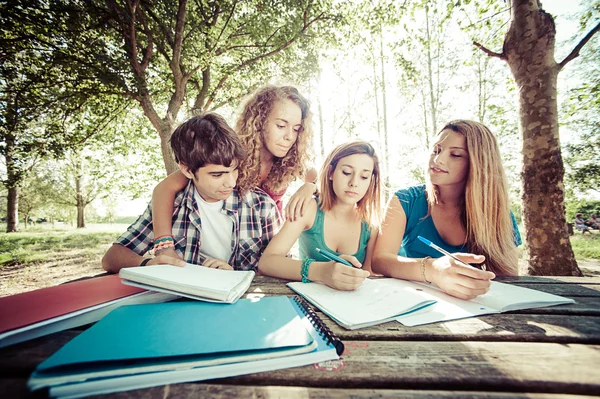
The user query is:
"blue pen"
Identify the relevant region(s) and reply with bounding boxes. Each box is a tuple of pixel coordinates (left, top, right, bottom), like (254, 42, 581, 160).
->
(417, 236, 486, 271)
(315, 247, 354, 267)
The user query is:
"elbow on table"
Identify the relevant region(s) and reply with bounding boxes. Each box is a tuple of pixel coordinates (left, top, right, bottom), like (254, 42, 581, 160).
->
(101, 246, 121, 274)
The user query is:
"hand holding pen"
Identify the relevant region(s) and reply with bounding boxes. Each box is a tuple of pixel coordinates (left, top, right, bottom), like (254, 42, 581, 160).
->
(417, 236, 495, 300)
(316, 247, 357, 267)
(312, 248, 368, 291)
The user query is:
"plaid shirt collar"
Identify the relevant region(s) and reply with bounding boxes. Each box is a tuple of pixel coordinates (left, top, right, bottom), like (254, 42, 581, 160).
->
(180, 181, 240, 217)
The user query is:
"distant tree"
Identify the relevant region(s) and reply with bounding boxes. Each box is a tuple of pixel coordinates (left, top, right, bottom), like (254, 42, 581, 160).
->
(475, 0, 600, 276)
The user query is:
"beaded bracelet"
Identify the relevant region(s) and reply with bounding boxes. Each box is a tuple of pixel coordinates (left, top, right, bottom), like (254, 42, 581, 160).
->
(154, 235, 174, 245)
(421, 256, 432, 283)
(301, 258, 315, 283)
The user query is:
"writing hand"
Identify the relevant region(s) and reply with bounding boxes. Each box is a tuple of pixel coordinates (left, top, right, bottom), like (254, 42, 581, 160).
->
(430, 253, 496, 300)
(314, 255, 369, 291)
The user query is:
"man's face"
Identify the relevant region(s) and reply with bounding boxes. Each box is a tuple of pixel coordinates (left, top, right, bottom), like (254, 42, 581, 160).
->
(180, 162, 238, 203)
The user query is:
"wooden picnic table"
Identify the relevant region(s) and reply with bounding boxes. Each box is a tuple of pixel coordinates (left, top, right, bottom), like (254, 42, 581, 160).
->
(2, 275, 600, 398)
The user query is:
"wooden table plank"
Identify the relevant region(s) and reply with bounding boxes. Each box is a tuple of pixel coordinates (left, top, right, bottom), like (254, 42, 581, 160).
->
(214, 342, 600, 395)
(329, 315, 600, 344)
(5, 379, 597, 399)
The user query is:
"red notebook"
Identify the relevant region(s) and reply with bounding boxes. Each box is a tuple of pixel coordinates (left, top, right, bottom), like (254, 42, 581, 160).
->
(0, 274, 177, 348)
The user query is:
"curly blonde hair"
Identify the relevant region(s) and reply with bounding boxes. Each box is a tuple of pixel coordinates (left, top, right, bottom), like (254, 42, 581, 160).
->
(426, 120, 519, 276)
(235, 86, 314, 194)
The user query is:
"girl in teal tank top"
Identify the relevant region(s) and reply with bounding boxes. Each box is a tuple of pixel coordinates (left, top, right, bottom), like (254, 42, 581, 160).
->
(258, 142, 382, 291)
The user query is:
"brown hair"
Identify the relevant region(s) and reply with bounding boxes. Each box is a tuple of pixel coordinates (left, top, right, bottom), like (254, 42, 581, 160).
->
(235, 86, 314, 194)
(319, 141, 382, 227)
(426, 120, 519, 276)
(170, 113, 246, 174)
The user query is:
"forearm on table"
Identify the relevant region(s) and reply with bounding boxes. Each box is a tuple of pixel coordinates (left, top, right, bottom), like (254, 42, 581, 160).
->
(372, 252, 432, 283)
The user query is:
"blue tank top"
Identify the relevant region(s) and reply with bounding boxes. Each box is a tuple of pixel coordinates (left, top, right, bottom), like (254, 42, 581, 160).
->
(396, 185, 522, 258)
(299, 204, 371, 263)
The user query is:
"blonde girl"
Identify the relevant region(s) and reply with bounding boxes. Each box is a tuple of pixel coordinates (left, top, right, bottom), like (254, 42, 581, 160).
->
(372, 120, 521, 300)
(259, 141, 382, 291)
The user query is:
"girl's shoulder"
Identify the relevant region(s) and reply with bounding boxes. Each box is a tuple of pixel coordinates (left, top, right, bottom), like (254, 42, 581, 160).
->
(395, 185, 426, 202)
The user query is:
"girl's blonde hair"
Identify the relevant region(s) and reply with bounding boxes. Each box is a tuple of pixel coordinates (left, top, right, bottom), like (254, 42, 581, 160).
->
(426, 120, 519, 276)
(319, 141, 382, 228)
(235, 86, 313, 194)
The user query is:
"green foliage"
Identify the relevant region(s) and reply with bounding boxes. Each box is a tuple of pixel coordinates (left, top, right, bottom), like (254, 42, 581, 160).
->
(561, 3, 600, 197)
(565, 198, 600, 221)
(570, 234, 600, 259)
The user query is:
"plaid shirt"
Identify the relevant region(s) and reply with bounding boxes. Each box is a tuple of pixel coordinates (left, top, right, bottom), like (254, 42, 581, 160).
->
(115, 181, 280, 271)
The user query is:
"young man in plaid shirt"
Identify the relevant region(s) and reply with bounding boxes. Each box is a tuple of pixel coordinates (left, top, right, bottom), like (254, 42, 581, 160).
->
(102, 113, 279, 274)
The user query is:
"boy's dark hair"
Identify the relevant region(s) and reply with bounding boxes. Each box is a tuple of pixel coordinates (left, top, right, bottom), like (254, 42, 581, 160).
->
(169, 113, 246, 174)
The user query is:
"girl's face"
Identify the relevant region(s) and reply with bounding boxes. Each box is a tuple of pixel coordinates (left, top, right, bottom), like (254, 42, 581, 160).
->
(330, 153, 374, 206)
(428, 129, 470, 187)
(263, 99, 302, 158)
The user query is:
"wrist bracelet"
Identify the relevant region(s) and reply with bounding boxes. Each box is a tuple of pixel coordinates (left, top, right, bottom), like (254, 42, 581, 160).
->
(140, 258, 151, 267)
(301, 258, 315, 283)
(421, 256, 432, 283)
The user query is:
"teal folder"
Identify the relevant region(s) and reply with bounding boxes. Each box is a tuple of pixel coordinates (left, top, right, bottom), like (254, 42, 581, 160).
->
(29, 296, 342, 397)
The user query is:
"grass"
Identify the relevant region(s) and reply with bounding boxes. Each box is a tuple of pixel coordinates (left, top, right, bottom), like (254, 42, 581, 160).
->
(0, 223, 599, 297)
(0, 224, 125, 268)
(570, 232, 600, 259)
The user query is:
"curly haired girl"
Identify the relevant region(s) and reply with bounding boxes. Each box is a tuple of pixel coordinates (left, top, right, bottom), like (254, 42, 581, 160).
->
(150, 86, 318, 251)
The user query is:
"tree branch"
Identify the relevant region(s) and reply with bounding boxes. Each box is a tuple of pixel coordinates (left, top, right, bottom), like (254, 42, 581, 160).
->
(473, 41, 506, 60)
(204, 10, 329, 109)
(558, 21, 600, 72)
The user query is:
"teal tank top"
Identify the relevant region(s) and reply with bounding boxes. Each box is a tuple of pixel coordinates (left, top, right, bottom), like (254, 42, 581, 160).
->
(299, 205, 371, 263)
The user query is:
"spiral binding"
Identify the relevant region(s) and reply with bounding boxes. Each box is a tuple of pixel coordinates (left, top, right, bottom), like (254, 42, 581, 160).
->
(293, 296, 345, 356)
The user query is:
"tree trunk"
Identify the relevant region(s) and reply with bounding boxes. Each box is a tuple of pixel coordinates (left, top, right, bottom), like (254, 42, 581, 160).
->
(6, 185, 18, 232)
(503, 0, 580, 276)
(5, 131, 19, 232)
(138, 96, 179, 175)
(75, 172, 86, 228)
(379, 28, 390, 202)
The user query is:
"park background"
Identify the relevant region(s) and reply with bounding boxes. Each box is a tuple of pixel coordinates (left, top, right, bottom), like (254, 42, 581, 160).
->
(1, 0, 599, 296)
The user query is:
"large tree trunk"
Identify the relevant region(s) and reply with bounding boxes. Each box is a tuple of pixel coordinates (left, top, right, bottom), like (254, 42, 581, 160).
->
(503, 0, 580, 276)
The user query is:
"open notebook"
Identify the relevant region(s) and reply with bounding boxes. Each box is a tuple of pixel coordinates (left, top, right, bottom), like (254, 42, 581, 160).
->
(395, 280, 576, 326)
(28, 296, 343, 399)
(119, 264, 255, 303)
(288, 278, 436, 329)
(0, 274, 177, 348)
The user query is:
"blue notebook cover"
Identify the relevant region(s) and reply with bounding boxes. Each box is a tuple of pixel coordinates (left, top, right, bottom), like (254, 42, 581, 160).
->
(43, 296, 342, 399)
(29, 296, 342, 395)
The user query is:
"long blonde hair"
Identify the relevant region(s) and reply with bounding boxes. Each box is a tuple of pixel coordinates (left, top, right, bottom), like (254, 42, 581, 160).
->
(426, 120, 519, 276)
(235, 86, 313, 194)
(319, 141, 382, 228)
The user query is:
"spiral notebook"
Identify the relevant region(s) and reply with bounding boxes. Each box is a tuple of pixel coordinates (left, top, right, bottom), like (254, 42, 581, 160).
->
(29, 296, 343, 399)
(119, 264, 255, 303)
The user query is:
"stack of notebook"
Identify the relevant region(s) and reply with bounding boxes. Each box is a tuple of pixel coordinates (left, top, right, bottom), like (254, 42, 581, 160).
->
(27, 296, 343, 398)
(0, 274, 177, 348)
